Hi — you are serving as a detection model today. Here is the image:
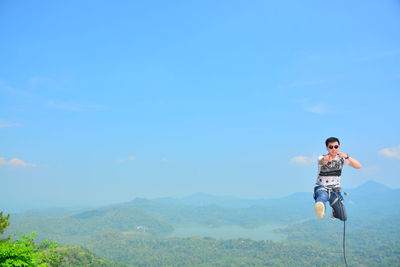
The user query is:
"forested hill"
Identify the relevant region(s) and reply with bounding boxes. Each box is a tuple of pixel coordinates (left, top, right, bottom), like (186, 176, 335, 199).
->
(5, 186, 319, 244)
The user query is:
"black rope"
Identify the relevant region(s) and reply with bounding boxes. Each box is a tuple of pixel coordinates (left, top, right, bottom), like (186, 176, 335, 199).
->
(339, 192, 348, 267)
(343, 219, 348, 267)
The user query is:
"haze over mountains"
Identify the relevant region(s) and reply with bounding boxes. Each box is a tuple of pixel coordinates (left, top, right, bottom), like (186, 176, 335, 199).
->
(158, 180, 396, 207)
(6, 180, 399, 241)
(3, 180, 400, 266)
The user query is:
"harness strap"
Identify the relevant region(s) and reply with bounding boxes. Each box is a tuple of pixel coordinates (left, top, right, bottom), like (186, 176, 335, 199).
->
(317, 186, 342, 203)
(330, 196, 339, 206)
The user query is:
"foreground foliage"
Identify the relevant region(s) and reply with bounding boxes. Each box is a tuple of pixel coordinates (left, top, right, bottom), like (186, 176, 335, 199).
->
(0, 212, 128, 267)
(0, 234, 127, 267)
(0, 233, 46, 267)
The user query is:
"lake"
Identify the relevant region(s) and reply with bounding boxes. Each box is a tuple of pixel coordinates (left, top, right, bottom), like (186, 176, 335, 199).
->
(166, 224, 287, 242)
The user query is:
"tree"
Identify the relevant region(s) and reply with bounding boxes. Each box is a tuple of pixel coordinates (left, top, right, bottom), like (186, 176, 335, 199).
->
(0, 212, 10, 242)
(0, 212, 47, 266)
(0, 233, 46, 267)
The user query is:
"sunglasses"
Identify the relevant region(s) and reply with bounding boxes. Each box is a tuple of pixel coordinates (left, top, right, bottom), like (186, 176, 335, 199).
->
(328, 145, 339, 149)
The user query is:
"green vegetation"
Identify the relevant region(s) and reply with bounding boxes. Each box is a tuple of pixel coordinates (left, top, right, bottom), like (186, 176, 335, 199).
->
(38, 246, 129, 267)
(1, 212, 50, 266)
(276, 213, 400, 267)
(0, 212, 130, 266)
(0, 212, 10, 243)
(0, 233, 45, 267)
(82, 221, 399, 267)
(86, 231, 345, 267)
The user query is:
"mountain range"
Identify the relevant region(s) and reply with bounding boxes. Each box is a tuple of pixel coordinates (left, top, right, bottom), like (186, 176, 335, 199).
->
(5, 180, 399, 244)
(3, 180, 400, 266)
(158, 180, 397, 207)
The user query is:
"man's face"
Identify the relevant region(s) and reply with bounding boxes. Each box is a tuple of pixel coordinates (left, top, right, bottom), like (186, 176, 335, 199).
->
(326, 141, 340, 156)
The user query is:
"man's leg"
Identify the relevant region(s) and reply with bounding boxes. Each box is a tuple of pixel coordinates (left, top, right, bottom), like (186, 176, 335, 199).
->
(314, 186, 329, 218)
(329, 191, 347, 221)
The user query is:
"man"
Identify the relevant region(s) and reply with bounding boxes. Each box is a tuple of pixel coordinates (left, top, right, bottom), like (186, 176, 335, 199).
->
(314, 137, 362, 221)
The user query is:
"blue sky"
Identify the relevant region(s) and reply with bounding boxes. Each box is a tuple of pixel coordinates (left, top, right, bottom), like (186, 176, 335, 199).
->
(1, 0, 399, 211)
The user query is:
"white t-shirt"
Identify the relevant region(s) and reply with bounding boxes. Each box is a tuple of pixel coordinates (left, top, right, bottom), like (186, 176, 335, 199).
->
(316, 154, 350, 188)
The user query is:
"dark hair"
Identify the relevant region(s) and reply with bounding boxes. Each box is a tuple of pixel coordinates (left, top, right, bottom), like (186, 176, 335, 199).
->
(325, 137, 340, 147)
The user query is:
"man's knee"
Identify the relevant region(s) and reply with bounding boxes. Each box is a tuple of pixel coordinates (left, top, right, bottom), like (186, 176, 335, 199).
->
(331, 198, 347, 221)
(317, 193, 329, 203)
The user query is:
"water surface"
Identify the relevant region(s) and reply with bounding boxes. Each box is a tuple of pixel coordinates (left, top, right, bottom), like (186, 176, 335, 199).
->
(167, 224, 287, 241)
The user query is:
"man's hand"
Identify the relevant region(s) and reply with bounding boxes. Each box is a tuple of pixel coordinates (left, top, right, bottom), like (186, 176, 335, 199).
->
(338, 152, 348, 158)
(319, 155, 331, 165)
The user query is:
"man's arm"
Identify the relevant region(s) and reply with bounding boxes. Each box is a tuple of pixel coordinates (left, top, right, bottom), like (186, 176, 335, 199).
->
(339, 153, 362, 169)
(348, 157, 362, 169)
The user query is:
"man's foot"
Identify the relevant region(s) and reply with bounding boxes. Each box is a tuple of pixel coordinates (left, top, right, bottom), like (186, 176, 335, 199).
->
(315, 202, 325, 218)
(331, 210, 336, 220)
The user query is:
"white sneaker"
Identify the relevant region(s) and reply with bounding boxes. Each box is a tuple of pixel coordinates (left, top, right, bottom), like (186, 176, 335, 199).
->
(315, 202, 325, 218)
(331, 210, 336, 220)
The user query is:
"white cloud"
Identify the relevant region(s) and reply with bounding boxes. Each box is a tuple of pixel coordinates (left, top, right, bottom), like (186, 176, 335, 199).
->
(0, 120, 22, 128)
(307, 103, 329, 115)
(45, 101, 103, 111)
(360, 49, 400, 62)
(116, 156, 137, 163)
(294, 99, 332, 115)
(0, 80, 36, 99)
(0, 157, 37, 167)
(378, 146, 400, 159)
(361, 165, 380, 175)
(28, 76, 53, 88)
(291, 156, 315, 165)
(280, 79, 329, 90)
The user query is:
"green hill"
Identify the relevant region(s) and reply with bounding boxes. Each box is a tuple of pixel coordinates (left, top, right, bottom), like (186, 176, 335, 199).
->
(7, 199, 175, 244)
(41, 245, 131, 267)
(7, 197, 313, 245)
